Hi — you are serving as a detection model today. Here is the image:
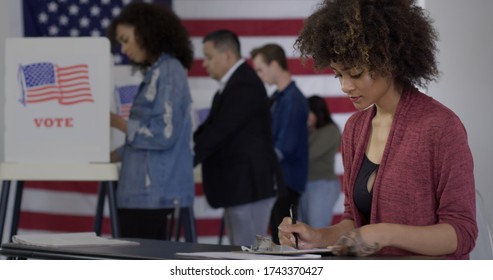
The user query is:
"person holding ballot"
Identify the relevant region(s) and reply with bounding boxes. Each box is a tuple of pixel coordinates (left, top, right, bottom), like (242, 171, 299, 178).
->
(107, 2, 195, 239)
(278, 0, 477, 259)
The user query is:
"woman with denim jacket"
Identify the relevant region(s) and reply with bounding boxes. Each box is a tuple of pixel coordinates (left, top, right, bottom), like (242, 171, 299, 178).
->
(107, 2, 194, 239)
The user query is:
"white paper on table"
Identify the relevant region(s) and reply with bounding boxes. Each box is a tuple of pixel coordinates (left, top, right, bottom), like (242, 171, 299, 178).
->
(241, 245, 333, 255)
(176, 251, 322, 260)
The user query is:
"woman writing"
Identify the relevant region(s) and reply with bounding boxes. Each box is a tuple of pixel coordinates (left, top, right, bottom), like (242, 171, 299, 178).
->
(279, 0, 477, 259)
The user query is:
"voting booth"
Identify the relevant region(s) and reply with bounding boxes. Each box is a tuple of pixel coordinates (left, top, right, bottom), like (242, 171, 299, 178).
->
(0, 38, 119, 243)
(4, 38, 111, 163)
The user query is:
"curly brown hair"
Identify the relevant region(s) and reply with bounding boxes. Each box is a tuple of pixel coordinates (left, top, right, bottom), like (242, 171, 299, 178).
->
(296, 0, 439, 88)
(107, 2, 193, 69)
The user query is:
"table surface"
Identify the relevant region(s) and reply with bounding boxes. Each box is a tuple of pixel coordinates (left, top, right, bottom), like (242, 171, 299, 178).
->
(0, 239, 240, 260)
(0, 239, 439, 260)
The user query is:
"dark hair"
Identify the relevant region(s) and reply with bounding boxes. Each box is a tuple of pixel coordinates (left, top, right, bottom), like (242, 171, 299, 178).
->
(308, 95, 336, 129)
(296, 0, 439, 88)
(107, 2, 193, 69)
(250, 44, 288, 70)
(203, 29, 241, 58)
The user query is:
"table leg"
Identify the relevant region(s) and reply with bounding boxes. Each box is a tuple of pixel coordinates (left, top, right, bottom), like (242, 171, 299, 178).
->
(0, 181, 12, 243)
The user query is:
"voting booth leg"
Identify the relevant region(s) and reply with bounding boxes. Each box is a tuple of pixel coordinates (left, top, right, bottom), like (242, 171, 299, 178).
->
(107, 181, 120, 238)
(180, 207, 197, 243)
(0, 181, 11, 243)
(9, 181, 24, 240)
(93, 182, 106, 236)
(93, 181, 120, 238)
(218, 214, 225, 245)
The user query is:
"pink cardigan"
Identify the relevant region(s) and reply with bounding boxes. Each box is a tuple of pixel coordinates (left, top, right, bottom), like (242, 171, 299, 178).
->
(341, 87, 477, 259)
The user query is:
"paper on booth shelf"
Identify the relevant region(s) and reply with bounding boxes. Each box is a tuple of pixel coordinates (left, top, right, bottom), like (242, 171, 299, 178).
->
(12, 232, 139, 247)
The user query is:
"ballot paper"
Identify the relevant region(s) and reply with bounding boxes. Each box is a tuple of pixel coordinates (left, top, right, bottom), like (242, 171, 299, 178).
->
(176, 235, 331, 259)
(175, 246, 331, 260)
(176, 251, 323, 260)
(243, 235, 333, 255)
(241, 245, 333, 255)
(12, 232, 139, 247)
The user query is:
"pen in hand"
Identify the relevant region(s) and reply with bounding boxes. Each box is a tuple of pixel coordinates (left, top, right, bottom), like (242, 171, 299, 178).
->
(289, 204, 299, 249)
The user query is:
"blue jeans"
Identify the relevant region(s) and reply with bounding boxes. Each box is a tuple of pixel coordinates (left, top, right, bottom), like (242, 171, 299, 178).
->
(299, 179, 341, 228)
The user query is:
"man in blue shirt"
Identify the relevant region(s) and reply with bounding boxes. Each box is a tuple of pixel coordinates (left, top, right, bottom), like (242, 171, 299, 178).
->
(251, 44, 309, 244)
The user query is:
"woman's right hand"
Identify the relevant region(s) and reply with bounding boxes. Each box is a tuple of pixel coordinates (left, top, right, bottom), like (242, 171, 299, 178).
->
(110, 112, 128, 133)
(110, 150, 121, 163)
(277, 217, 324, 249)
(278, 218, 355, 249)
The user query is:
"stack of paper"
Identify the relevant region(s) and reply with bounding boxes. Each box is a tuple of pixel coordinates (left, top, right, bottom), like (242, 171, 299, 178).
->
(176, 251, 323, 260)
(12, 232, 139, 247)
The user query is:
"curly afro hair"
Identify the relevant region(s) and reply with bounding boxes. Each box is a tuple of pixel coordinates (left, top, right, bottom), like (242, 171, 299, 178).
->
(296, 0, 439, 88)
(107, 2, 193, 69)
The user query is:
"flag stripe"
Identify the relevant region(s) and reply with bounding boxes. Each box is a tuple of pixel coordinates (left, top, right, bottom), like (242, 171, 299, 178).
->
(325, 96, 355, 114)
(173, 0, 321, 19)
(183, 19, 304, 36)
(27, 95, 94, 104)
(28, 88, 92, 97)
(24, 182, 219, 197)
(190, 59, 334, 77)
(19, 211, 229, 237)
(192, 36, 301, 59)
(19, 211, 111, 234)
(24, 182, 99, 194)
(58, 76, 89, 84)
(58, 99, 94, 105)
(57, 64, 89, 71)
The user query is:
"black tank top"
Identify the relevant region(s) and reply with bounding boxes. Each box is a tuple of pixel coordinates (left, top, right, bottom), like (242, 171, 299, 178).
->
(353, 154, 379, 224)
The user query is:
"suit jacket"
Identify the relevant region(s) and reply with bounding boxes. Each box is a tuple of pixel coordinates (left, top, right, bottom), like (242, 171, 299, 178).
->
(194, 62, 278, 208)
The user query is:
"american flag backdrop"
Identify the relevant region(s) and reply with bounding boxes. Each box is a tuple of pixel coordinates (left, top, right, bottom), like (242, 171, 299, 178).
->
(15, 0, 356, 243)
(18, 62, 94, 106)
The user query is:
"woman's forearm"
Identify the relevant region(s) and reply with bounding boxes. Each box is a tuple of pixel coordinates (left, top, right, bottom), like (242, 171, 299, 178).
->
(315, 219, 355, 247)
(380, 223, 457, 256)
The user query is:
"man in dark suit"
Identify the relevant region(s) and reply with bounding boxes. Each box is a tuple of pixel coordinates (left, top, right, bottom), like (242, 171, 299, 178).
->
(194, 30, 278, 246)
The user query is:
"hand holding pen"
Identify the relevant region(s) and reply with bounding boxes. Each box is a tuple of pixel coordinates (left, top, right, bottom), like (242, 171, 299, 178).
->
(289, 204, 299, 249)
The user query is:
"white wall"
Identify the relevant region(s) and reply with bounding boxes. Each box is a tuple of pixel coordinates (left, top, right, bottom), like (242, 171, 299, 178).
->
(0, 1, 8, 162)
(426, 0, 493, 259)
(0, 0, 21, 162)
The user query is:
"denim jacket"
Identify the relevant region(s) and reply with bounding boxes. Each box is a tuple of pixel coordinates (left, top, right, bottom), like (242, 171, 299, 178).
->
(116, 54, 194, 209)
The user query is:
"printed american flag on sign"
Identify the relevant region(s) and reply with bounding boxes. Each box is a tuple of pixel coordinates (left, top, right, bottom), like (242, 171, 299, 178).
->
(114, 84, 138, 119)
(18, 62, 94, 106)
